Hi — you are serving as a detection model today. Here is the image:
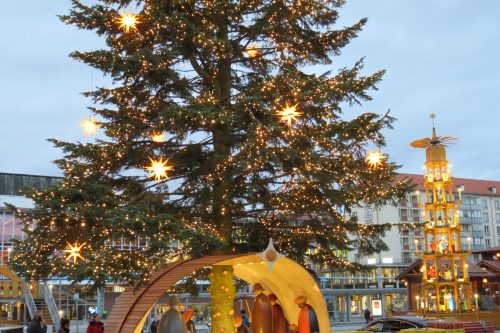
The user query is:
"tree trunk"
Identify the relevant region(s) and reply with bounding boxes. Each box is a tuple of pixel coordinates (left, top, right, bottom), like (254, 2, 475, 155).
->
(210, 265, 235, 333)
(210, 5, 235, 333)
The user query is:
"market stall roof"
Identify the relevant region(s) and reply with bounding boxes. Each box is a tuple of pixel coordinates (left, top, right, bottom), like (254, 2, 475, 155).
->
(396, 259, 494, 281)
(106, 253, 328, 333)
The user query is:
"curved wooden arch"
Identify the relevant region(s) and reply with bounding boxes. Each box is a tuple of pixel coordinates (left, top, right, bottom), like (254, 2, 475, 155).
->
(106, 253, 329, 333)
(105, 254, 247, 333)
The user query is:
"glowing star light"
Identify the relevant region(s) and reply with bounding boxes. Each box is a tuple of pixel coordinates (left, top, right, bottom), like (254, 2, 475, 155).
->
(117, 11, 140, 33)
(80, 117, 98, 136)
(63, 241, 86, 264)
(150, 132, 166, 143)
(366, 149, 386, 168)
(146, 157, 173, 181)
(275, 103, 302, 126)
(245, 44, 260, 58)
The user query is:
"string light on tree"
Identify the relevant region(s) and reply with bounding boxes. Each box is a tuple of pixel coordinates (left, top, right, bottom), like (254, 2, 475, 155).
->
(80, 117, 98, 136)
(365, 149, 385, 168)
(275, 103, 302, 126)
(117, 11, 140, 33)
(63, 241, 86, 264)
(146, 157, 173, 181)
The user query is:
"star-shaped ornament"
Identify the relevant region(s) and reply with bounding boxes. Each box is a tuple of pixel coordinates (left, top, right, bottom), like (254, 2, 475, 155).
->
(275, 103, 302, 126)
(80, 117, 99, 136)
(146, 157, 173, 182)
(63, 241, 86, 265)
(117, 11, 140, 33)
(365, 149, 385, 168)
(258, 238, 285, 272)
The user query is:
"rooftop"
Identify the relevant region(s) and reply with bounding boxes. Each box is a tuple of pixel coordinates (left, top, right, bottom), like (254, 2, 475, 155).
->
(396, 173, 500, 197)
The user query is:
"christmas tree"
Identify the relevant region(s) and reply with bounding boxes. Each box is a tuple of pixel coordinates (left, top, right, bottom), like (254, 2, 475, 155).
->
(11, 1, 411, 330)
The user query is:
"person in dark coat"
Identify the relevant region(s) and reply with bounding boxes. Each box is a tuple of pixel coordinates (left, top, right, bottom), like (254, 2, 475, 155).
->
(27, 311, 47, 333)
(151, 314, 160, 333)
(57, 318, 71, 333)
(86, 314, 104, 333)
(363, 307, 371, 324)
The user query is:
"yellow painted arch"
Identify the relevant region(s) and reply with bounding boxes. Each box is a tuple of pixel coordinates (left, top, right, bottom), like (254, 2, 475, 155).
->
(106, 254, 328, 333)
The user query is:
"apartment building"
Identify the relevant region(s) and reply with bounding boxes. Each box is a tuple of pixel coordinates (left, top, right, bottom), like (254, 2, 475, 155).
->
(350, 173, 500, 266)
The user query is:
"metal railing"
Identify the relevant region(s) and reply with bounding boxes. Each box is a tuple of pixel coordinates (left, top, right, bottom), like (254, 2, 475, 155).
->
(23, 281, 37, 320)
(41, 282, 61, 331)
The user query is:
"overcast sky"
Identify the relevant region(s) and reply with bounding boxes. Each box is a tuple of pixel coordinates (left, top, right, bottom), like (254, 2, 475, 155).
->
(1, 1, 499, 180)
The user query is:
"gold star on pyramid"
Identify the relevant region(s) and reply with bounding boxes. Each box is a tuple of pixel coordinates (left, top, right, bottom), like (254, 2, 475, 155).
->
(275, 103, 302, 126)
(146, 157, 173, 182)
(366, 149, 385, 168)
(63, 241, 86, 265)
(80, 117, 99, 136)
(117, 11, 140, 33)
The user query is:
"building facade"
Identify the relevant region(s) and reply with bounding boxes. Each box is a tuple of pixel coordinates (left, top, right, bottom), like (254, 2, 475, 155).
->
(350, 173, 500, 266)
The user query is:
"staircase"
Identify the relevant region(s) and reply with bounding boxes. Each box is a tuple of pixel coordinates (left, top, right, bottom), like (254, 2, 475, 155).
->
(23, 282, 61, 331)
(33, 298, 53, 325)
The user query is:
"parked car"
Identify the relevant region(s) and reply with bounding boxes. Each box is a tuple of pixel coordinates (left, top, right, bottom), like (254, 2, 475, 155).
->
(359, 316, 441, 332)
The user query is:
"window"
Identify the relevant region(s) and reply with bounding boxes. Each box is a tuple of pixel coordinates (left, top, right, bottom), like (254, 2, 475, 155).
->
(496, 226, 500, 236)
(496, 200, 500, 210)
(485, 225, 490, 236)
(486, 239, 491, 247)
(497, 213, 500, 224)
(364, 208, 373, 221)
(482, 199, 488, 210)
(483, 212, 489, 223)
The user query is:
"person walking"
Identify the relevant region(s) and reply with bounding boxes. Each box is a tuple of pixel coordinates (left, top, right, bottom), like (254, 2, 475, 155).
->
(86, 314, 104, 333)
(183, 309, 196, 333)
(27, 311, 47, 333)
(57, 318, 71, 333)
(240, 309, 250, 328)
(363, 306, 371, 324)
(150, 314, 160, 333)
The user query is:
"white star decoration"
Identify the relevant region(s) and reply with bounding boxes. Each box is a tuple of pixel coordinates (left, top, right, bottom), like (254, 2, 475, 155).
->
(258, 238, 285, 272)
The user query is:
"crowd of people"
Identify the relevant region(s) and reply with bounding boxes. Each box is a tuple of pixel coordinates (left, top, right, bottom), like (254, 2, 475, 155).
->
(26, 311, 104, 333)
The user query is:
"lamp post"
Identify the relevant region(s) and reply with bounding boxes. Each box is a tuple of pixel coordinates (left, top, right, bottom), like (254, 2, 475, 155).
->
(474, 294, 479, 319)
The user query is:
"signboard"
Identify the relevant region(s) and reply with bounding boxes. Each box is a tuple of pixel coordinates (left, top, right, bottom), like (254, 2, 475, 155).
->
(371, 299, 382, 316)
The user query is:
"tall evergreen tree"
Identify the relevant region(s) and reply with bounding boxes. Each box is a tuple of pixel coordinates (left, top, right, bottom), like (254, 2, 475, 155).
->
(12, 1, 410, 329)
